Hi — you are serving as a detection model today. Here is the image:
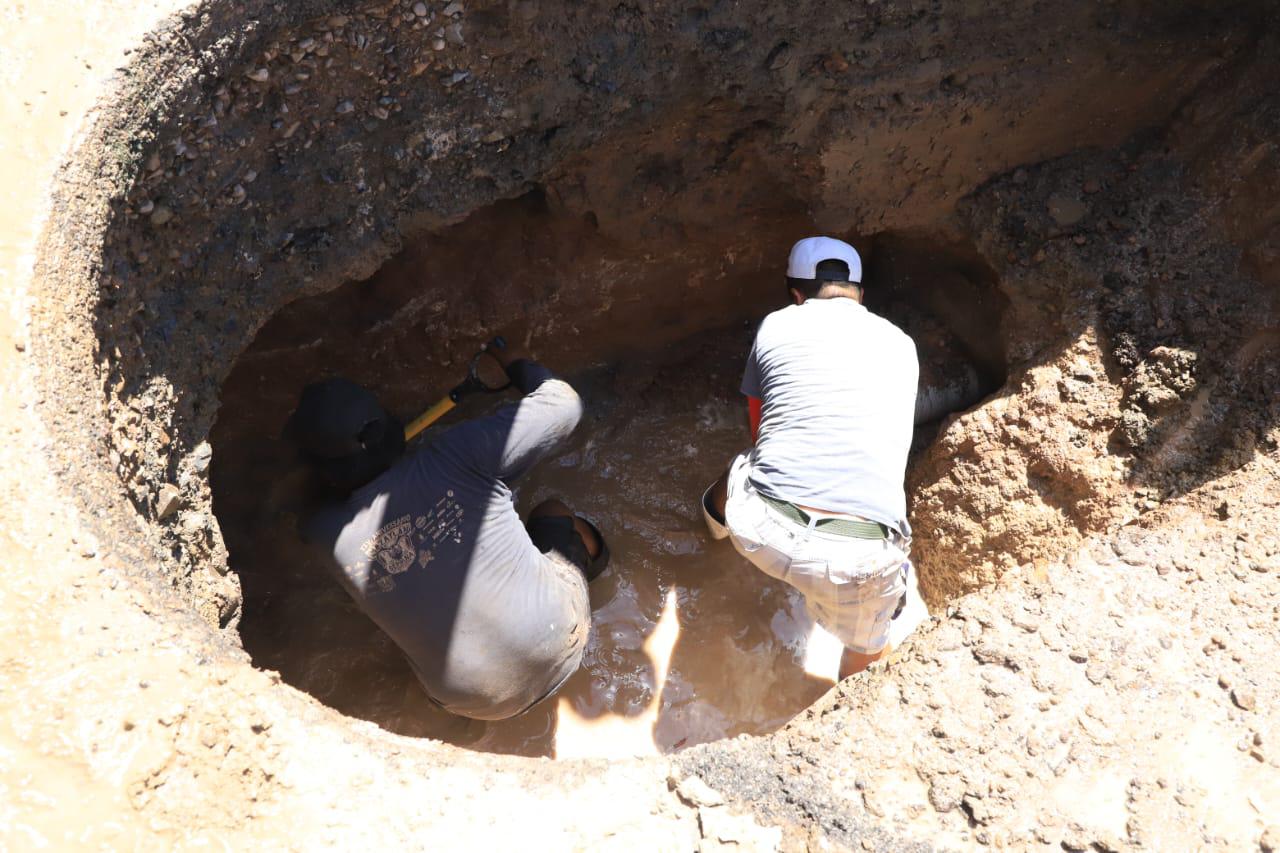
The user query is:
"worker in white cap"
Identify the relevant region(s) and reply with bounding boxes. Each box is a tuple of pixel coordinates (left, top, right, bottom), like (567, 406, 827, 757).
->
(702, 236, 929, 679)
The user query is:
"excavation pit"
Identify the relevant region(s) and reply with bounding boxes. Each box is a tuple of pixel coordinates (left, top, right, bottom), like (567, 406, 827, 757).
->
(208, 193, 1007, 757)
(21, 0, 1280, 843)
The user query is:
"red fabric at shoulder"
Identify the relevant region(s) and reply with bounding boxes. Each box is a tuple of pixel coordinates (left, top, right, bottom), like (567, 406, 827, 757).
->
(747, 396, 762, 444)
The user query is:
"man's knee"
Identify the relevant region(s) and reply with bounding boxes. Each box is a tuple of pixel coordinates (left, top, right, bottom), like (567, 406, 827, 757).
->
(535, 378, 585, 434)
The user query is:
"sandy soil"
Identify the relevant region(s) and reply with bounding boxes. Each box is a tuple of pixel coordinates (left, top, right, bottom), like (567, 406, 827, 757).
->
(3, 1, 1279, 850)
(0, 2, 185, 846)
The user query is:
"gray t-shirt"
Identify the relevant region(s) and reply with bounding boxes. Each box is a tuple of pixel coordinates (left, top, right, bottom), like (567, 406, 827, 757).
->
(302, 367, 589, 721)
(741, 297, 918, 534)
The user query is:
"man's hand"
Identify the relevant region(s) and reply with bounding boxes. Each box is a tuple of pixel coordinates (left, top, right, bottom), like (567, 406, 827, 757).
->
(487, 337, 528, 371)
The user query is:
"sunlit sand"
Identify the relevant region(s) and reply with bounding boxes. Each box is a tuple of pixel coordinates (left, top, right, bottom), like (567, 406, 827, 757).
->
(554, 588, 682, 759)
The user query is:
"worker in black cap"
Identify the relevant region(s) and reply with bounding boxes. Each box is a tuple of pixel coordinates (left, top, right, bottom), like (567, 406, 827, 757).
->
(285, 344, 607, 720)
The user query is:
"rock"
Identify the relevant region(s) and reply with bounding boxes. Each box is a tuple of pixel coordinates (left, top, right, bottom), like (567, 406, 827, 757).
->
(820, 52, 849, 74)
(1047, 193, 1089, 227)
(1060, 825, 1096, 852)
(1231, 687, 1257, 711)
(767, 43, 792, 70)
(443, 1, 464, 15)
(137, 198, 154, 214)
(246, 67, 270, 82)
(1011, 613, 1040, 633)
(973, 643, 1019, 669)
(156, 484, 183, 520)
(674, 774, 725, 808)
(962, 793, 993, 825)
(928, 775, 964, 812)
(698, 807, 782, 852)
(1085, 662, 1108, 685)
(444, 22, 464, 45)
(413, 2, 428, 15)
(180, 512, 207, 535)
(336, 100, 355, 114)
(1261, 825, 1280, 853)
(1083, 179, 1101, 194)
(149, 205, 173, 226)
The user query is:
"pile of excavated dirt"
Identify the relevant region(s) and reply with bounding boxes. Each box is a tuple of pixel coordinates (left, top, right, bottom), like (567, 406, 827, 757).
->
(4, 0, 1279, 847)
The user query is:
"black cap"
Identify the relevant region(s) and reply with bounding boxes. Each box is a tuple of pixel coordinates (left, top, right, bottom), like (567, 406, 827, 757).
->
(284, 378, 390, 458)
(284, 378, 405, 494)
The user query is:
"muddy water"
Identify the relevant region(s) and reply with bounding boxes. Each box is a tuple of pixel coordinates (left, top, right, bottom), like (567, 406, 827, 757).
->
(243, 329, 842, 757)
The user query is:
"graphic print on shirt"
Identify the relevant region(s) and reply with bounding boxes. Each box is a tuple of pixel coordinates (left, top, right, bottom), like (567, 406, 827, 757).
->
(414, 491, 466, 567)
(363, 515, 416, 578)
(356, 492, 466, 595)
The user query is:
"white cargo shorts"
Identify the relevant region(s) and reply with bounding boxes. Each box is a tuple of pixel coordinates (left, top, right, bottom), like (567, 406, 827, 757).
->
(722, 452, 914, 655)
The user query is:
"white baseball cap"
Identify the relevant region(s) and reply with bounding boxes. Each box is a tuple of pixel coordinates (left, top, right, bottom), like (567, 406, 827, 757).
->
(787, 236, 862, 283)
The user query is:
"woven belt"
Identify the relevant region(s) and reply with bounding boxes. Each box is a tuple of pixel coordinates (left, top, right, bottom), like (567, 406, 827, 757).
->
(759, 494, 888, 540)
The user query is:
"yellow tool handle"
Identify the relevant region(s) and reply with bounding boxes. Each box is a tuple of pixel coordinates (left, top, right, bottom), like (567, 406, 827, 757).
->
(404, 396, 456, 441)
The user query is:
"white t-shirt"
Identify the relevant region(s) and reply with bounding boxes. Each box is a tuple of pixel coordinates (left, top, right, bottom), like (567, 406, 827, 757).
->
(740, 297, 919, 534)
